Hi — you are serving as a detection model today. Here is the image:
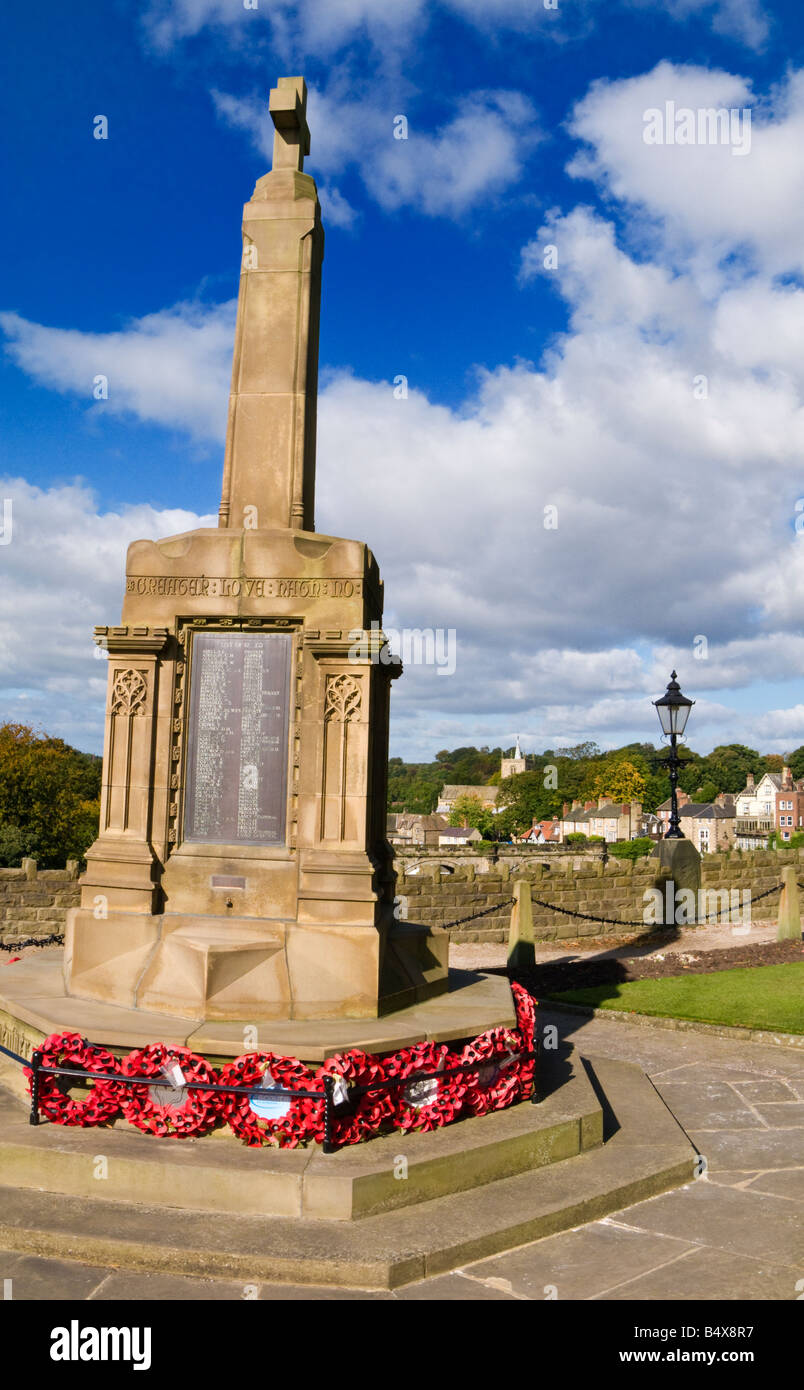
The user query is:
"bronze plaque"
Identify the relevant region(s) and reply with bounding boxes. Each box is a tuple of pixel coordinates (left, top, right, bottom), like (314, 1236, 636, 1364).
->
(183, 632, 292, 846)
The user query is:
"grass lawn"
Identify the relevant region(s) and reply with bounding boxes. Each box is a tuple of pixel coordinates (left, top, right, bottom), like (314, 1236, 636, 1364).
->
(547, 962, 804, 1034)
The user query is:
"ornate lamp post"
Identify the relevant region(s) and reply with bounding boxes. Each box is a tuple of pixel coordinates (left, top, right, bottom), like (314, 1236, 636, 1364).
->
(654, 671, 695, 840)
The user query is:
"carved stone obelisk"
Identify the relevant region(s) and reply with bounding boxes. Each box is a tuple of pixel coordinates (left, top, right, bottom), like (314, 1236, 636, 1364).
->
(66, 77, 449, 1024)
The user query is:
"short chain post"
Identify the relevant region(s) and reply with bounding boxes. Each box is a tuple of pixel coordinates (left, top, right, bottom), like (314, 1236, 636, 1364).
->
(322, 1075, 335, 1154)
(530, 1037, 541, 1105)
(29, 1049, 42, 1125)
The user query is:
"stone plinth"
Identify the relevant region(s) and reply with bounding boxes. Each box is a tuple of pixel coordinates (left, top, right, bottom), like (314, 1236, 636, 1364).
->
(66, 526, 450, 1019)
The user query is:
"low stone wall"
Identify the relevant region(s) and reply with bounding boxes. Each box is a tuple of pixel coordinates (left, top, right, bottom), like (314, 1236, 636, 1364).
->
(394, 845, 601, 874)
(0, 860, 80, 946)
(397, 846, 803, 942)
(397, 858, 674, 943)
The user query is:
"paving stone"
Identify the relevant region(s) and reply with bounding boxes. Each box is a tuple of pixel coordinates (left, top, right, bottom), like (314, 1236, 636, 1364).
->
(595, 1245, 799, 1301)
(754, 1104, 804, 1128)
(452, 1220, 696, 1301)
(732, 1080, 800, 1104)
(704, 1170, 761, 1188)
(608, 1180, 804, 1265)
(654, 1081, 765, 1131)
(396, 1271, 518, 1300)
(657, 1061, 803, 1085)
(688, 1127, 804, 1172)
(743, 1169, 804, 1201)
(91, 1271, 249, 1300)
(0, 1252, 111, 1300)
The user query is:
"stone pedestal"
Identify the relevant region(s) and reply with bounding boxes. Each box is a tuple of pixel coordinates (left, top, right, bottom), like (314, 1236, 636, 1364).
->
(66, 529, 449, 1019)
(651, 838, 701, 925)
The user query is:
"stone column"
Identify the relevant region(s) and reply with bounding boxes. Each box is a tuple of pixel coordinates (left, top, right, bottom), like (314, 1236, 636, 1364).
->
(81, 625, 170, 912)
(218, 79, 323, 533)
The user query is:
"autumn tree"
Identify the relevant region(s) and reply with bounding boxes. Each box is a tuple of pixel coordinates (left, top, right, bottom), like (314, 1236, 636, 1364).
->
(591, 759, 646, 803)
(0, 724, 101, 867)
(448, 793, 494, 837)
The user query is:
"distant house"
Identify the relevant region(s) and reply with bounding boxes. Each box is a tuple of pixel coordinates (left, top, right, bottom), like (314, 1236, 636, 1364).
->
(521, 819, 561, 844)
(774, 766, 804, 842)
(638, 812, 663, 842)
(387, 813, 449, 847)
(683, 803, 735, 853)
(655, 793, 735, 852)
(437, 825, 483, 846)
(735, 772, 781, 849)
(436, 785, 500, 815)
(560, 798, 644, 843)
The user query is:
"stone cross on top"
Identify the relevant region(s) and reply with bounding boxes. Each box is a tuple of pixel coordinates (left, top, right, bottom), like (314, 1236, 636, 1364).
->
(218, 73, 322, 532)
(269, 76, 310, 172)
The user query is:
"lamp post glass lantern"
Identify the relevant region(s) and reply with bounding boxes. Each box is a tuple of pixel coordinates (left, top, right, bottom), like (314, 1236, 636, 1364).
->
(654, 671, 694, 839)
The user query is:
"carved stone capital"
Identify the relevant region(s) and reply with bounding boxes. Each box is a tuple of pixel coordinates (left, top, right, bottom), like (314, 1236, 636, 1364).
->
(94, 625, 170, 656)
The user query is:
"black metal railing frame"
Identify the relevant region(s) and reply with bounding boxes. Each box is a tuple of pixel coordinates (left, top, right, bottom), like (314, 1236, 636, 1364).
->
(3, 1038, 540, 1155)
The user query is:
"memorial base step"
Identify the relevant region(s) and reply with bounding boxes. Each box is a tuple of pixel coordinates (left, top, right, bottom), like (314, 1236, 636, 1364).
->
(0, 1055, 696, 1288)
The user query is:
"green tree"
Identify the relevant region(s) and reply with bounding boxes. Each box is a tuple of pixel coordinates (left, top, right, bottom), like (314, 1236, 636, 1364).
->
(448, 793, 494, 837)
(0, 724, 101, 867)
(786, 747, 804, 782)
(697, 744, 761, 794)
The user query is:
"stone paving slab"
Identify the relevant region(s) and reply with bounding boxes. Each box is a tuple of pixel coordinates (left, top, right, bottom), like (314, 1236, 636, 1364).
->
(654, 1080, 765, 1130)
(1, 1252, 112, 1301)
(755, 1103, 804, 1127)
(593, 1245, 800, 1301)
(601, 1174, 804, 1266)
(420, 1221, 696, 1302)
(733, 1080, 800, 1103)
(687, 1127, 804, 1172)
(742, 1169, 804, 1200)
(90, 1270, 391, 1301)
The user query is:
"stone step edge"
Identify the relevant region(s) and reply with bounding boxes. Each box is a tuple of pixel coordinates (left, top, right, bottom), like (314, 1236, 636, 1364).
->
(0, 1058, 603, 1220)
(0, 1061, 697, 1289)
(538, 997, 804, 1050)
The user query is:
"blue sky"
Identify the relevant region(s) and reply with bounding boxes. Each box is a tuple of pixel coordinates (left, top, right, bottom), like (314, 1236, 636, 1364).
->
(2, 0, 804, 759)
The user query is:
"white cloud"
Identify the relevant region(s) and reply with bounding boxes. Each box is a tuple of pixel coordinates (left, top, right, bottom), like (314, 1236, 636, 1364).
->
(567, 63, 804, 283)
(0, 479, 213, 749)
(212, 85, 540, 220)
(142, 0, 770, 54)
(0, 301, 235, 443)
(143, 0, 429, 61)
(650, 0, 769, 48)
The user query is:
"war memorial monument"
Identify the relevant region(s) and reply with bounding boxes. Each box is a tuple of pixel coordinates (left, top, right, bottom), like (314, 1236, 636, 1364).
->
(0, 80, 696, 1288)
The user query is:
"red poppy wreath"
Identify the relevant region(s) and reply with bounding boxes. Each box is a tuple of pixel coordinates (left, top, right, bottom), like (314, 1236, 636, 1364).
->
(510, 981, 537, 1099)
(220, 1052, 321, 1148)
(459, 1026, 525, 1117)
(119, 1043, 223, 1138)
(314, 1049, 395, 1147)
(26, 1031, 121, 1127)
(384, 1041, 466, 1133)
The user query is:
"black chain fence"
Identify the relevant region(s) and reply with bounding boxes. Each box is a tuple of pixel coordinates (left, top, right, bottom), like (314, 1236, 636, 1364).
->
(528, 878, 784, 929)
(0, 931, 65, 953)
(439, 898, 515, 931)
(421, 881, 789, 935)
